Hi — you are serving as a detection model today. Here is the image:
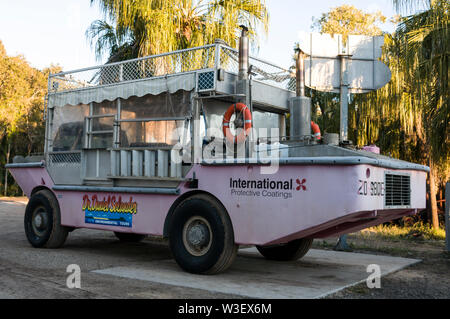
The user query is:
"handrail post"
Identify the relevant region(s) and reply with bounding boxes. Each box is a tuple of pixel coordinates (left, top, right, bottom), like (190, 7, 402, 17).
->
(214, 42, 221, 70)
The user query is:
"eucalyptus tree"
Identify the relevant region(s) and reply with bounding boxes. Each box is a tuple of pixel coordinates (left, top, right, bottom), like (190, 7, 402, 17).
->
(0, 41, 53, 195)
(87, 0, 269, 61)
(312, 4, 386, 38)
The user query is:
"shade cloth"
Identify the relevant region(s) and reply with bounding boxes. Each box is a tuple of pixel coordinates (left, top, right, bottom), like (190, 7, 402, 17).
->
(48, 72, 196, 108)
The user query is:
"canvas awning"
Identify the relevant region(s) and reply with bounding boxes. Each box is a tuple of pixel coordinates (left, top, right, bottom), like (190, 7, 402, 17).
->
(48, 72, 196, 108)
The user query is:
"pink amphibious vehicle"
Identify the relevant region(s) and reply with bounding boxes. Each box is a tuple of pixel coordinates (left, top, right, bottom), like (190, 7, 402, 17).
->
(7, 30, 428, 274)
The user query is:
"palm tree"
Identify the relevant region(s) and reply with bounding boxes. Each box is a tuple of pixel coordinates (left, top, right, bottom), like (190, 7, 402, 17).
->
(391, 0, 449, 229)
(85, 20, 139, 62)
(87, 0, 269, 61)
(354, 0, 448, 229)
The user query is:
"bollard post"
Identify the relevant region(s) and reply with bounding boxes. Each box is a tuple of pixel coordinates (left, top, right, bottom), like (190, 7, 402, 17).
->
(334, 234, 350, 251)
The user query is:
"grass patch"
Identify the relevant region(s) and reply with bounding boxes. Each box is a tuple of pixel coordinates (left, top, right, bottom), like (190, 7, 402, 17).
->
(358, 222, 446, 241)
(351, 243, 413, 256)
(345, 284, 370, 295)
(314, 237, 418, 256)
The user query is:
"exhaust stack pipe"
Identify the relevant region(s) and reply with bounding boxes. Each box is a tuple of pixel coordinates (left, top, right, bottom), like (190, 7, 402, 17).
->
(295, 48, 305, 97)
(238, 25, 249, 81)
(289, 46, 311, 147)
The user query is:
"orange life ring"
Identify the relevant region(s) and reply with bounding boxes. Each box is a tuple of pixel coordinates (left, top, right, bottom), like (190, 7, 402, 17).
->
(222, 103, 252, 144)
(311, 121, 321, 140)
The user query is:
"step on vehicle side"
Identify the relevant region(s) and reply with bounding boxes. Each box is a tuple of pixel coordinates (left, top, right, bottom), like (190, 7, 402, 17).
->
(7, 29, 428, 274)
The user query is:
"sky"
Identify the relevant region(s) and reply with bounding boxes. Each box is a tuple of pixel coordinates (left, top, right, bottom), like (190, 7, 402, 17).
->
(0, 0, 399, 72)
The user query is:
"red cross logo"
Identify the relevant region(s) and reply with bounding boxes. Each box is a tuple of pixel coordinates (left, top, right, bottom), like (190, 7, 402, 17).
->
(296, 178, 307, 191)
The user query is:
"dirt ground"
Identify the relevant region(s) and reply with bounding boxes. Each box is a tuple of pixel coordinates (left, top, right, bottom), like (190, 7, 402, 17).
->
(315, 236, 450, 298)
(1, 196, 449, 299)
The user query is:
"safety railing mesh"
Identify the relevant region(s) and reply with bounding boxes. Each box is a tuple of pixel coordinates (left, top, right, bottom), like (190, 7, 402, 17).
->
(219, 47, 294, 90)
(49, 44, 294, 94)
(48, 152, 82, 166)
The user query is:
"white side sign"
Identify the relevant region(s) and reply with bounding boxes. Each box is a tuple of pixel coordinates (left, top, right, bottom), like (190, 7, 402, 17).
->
(298, 32, 391, 93)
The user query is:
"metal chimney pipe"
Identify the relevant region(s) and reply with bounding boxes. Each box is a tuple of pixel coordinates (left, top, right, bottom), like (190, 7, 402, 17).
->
(295, 48, 305, 97)
(238, 25, 249, 81)
(289, 46, 311, 148)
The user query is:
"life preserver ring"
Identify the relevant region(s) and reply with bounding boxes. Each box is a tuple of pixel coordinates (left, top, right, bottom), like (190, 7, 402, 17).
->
(222, 103, 252, 144)
(311, 121, 321, 140)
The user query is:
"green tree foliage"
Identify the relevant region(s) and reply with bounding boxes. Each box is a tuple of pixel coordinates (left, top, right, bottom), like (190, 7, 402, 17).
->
(0, 42, 44, 142)
(353, 0, 449, 228)
(87, 0, 269, 62)
(0, 40, 54, 195)
(312, 4, 386, 38)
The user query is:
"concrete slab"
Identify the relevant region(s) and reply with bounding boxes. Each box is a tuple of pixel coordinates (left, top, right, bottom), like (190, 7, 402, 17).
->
(93, 247, 420, 299)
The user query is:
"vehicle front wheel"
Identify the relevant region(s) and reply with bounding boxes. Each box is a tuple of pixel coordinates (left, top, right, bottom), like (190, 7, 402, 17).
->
(169, 194, 238, 274)
(256, 238, 313, 261)
(24, 189, 69, 248)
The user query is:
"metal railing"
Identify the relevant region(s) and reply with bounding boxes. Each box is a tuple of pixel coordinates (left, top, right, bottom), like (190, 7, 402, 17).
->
(48, 44, 294, 94)
(110, 148, 183, 179)
(219, 46, 294, 90)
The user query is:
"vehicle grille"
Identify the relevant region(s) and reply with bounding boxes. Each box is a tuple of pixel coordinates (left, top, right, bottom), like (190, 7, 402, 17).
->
(385, 174, 411, 207)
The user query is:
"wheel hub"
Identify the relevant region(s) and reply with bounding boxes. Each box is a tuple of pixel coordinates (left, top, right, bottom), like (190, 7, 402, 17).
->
(187, 224, 210, 246)
(182, 216, 213, 256)
(32, 207, 48, 235)
(34, 214, 43, 228)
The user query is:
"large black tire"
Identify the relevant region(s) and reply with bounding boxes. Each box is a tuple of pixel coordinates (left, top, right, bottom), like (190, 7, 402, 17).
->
(256, 238, 313, 261)
(169, 194, 238, 274)
(114, 232, 146, 242)
(24, 189, 69, 248)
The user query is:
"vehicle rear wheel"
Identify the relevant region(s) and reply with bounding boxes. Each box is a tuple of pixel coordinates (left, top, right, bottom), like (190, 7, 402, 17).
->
(24, 189, 69, 248)
(256, 238, 313, 261)
(114, 232, 146, 242)
(169, 194, 238, 274)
